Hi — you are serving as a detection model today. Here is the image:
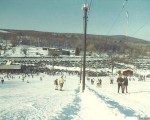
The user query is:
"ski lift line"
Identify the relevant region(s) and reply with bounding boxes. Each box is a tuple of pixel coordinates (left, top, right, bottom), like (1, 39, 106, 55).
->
(123, 0, 128, 9)
(132, 20, 150, 36)
(88, 0, 94, 16)
(89, 0, 94, 11)
(87, 0, 94, 21)
(107, 10, 123, 35)
(125, 11, 129, 18)
(85, 0, 88, 4)
(86, 0, 94, 34)
(107, 0, 128, 35)
(125, 11, 129, 36)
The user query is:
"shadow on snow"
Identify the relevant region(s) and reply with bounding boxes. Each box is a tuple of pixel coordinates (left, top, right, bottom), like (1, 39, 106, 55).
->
(51, 87, 81, 120)
(86, 85, 137, 117)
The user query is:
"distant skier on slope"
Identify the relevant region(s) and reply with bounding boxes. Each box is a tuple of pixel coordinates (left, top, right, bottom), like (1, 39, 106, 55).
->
(123, 75, 128, 93)
(96, 79, 102, 87)
(110, 76, 114, 84)
(59, 76, 65, 91)
(117, 75, 124, 93)
(91, 78, 94, 85)
(54, 79, 58, 90)
(1, 78, 4, 84)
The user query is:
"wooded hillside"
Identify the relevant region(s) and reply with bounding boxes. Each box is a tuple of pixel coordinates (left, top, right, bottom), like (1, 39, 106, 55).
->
(0, 29, 150, 57)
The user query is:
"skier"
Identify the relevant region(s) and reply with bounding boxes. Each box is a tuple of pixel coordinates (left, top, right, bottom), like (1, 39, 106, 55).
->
(99, 79, 102, 87)
(110, 77, 114, 84)
(96, 79, 100, 87)
(117, 75, 124, 93)
(91, 78, 94, 85)
(1, 78, 4, 84)
(123, 75, 128, 93)
(54, 79, 58, 90)
(97, 79, 102, 87)
(59, 76, 65, 91)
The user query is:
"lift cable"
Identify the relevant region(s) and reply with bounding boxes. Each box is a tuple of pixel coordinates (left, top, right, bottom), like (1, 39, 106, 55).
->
(132, 20, 150, 36)
(107, 0, 128, 35)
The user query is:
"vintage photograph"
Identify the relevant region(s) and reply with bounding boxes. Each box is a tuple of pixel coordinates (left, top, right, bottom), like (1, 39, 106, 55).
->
(0, 0, 150, 120)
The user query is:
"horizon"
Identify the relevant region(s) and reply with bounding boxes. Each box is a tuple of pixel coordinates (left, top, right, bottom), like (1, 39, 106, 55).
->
(0, 0, 150, 41)
(1, 28, 149, 42)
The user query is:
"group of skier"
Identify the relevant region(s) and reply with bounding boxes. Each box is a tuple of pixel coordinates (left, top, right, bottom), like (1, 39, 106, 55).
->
(87, 78, 102, 87)
(54, 76, 65, 91)
(87, 74, 128, 93)
(117, 75, 128, 93)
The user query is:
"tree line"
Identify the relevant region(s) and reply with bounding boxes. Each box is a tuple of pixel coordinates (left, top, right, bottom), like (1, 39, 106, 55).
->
(0, 29, 150, 57)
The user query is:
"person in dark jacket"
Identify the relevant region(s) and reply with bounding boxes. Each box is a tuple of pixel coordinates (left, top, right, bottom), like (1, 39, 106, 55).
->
(123, 76, 128, 93)
(117, 75, 124, 93)
(54, 79, 58, 90)
(1, 78, 4, 84)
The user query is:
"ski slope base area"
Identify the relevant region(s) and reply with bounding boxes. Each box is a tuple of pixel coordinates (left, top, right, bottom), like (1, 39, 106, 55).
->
(0, 73, 150, 120)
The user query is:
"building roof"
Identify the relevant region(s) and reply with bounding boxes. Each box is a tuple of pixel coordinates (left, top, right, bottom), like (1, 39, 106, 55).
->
(0, 65, 21, 70)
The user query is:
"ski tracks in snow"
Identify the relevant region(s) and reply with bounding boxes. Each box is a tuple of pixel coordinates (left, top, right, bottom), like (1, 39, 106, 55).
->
(0, 96, 52, 120)
(50, 84, 140, 120)
(51, 87, 81, 120)
(85, 85, 139, 119)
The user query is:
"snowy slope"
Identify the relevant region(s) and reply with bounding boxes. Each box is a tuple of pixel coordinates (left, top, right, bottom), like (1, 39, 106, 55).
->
(0, 73, 150, 120)
(0, 73, 79, 120)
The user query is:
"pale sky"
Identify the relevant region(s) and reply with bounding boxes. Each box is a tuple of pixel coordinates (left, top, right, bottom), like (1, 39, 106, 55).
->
(0, 0, 150, 41)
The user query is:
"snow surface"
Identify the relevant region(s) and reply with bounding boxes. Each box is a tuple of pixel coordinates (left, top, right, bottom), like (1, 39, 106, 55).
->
(1, 45, 150, 120)
(0, 73, 150, 120)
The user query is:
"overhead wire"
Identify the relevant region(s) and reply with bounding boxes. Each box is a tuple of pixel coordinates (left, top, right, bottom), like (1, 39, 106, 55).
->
(88, 0, 94, 15)
(87, 0, 94, 33)
(85, 0, 88, 4)
(82, 0, 94, 33)
(132, 20, 150, 36)
(87, 0, 94, 27)
(125, 11, 129, 36)
(107, 0, 128, 35)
